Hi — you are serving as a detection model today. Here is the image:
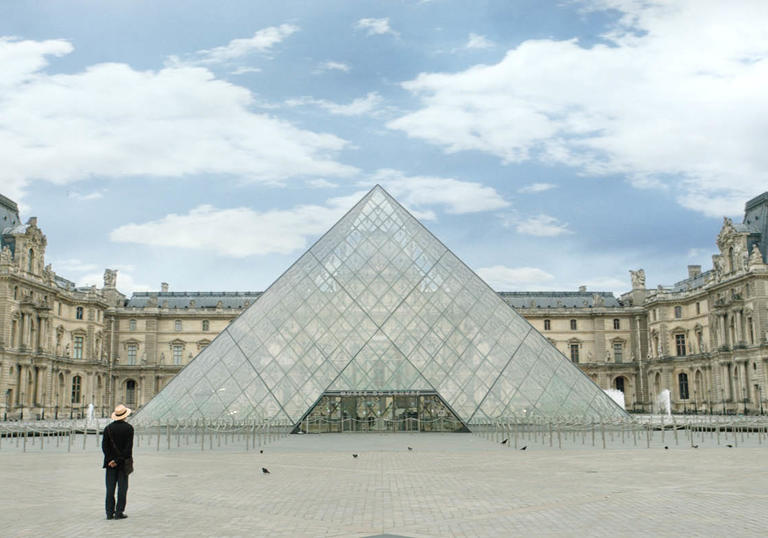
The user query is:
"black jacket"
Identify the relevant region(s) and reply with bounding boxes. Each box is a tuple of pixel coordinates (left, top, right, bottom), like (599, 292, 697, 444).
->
(102, 420, 134, 469)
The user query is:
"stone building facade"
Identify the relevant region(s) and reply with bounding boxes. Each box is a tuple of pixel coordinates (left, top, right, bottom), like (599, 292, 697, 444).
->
(1, 192, 767, 419)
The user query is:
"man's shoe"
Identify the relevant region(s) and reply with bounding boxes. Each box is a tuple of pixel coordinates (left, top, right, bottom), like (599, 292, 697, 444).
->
(115, 513, 128, 520)
(106, 514, 114, 520)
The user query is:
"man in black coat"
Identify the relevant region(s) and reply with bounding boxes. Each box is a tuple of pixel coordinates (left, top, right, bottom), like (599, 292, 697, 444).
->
(102, 404, 134, 520)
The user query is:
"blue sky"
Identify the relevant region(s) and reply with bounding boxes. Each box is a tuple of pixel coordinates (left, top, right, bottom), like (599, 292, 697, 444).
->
(2, 0, 767, 296)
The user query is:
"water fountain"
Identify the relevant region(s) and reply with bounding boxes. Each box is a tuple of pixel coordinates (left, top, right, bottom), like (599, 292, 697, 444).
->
(604, 389, 626, 410)
(655, 389, 671, 416)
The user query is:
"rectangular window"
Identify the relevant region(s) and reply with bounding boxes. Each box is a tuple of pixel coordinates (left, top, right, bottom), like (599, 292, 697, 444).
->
(202, 320, 210, 332)
(678, 373, 689, 400)
(174, 320, 182, 331)
(129, 319, 137, 331)
(613, 318, 620, 330)
(127, 344, 137, 365)
(73, 336, 84, 359)
(173, 344, 183, 365)
(674, 306, 682, 319)
(570, 319, 577, 330)
(696, 302, 700, 315)
(543, 319, 551, 331)
(613, 342, 623, 363)
(76, 307, 83, 320)
(570, 343, 580, 363)
(71, 376, 81, 404)
(748, 317, 754, 344)
(675, 334, 686, 357)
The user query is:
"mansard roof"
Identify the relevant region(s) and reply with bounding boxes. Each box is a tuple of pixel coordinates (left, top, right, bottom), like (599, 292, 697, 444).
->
(498, 291, 621, 308)
(125, 291, 263, 309)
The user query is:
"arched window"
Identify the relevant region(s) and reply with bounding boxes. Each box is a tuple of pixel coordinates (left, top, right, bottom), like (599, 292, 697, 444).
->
(728, 247, 734, 271)
(125, 380, 137, 406)
(202, 320, 210, 332)
(76, 307, 84, 320)
(71, 375, 82, 404)
(28, 248, 34, 272)
(678, 373, 689, 400)
(543, 319, 550, 331)
(613, 318, 620, 330)
(614, 377, 625, 393)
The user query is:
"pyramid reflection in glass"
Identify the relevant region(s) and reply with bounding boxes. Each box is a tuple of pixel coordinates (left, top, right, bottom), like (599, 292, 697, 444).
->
(132, 186, 627, 428)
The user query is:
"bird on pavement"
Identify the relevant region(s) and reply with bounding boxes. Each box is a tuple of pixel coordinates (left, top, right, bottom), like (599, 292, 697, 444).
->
(726, 444, 733, 448)
(259, 450, 263, 454)
(664, 446, 669, 450)
(501, 439, 508, 445)
(692, 445, 699, 449)
(353, 454, 358, 458)
(262, 467, 270, 475)
(520, 446, 527, 451)
(407, 446, 413, 451)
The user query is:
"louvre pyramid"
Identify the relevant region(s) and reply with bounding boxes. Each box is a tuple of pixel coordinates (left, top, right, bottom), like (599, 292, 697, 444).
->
(132, 186, 627, 427)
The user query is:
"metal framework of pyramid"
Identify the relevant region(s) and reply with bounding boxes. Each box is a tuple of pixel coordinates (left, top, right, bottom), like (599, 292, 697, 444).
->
(132, 185, 627, 428)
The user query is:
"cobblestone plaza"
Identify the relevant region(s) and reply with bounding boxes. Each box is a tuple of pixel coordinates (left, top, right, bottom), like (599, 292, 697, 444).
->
(1, 433, 767, 537)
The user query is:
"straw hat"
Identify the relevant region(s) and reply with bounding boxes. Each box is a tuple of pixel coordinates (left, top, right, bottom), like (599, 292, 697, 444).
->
(111, 404, 132, 421)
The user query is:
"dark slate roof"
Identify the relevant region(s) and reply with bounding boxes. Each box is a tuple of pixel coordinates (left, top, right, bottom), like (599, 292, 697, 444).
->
(733, 223, 760, 234)
(125, 291, 263, 309)
(497, 291, 621, 308)
(669, 269, 714, 292)
(54, 275, 77, 291)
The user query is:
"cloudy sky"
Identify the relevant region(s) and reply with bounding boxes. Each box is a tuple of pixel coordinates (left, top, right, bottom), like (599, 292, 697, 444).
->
(2, 0, 767, 296)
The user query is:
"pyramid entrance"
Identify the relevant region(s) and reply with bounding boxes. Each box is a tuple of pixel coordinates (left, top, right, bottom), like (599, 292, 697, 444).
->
(131, 185, 628, 431)
(296, 391, 468, 433)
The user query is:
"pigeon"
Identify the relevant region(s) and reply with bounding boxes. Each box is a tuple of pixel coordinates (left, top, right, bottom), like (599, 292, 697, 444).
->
(407, 446, 413, 451)
(520, 446, 527, 451)
(352, 454, 358, 458)
(259, 450, 263, 454)
(501, 439, 509, 445)
(664, 446, 669, 450)
(692, 445, 699, 449)
(261, 467, 270, 475)
(726, 444, 733, 448)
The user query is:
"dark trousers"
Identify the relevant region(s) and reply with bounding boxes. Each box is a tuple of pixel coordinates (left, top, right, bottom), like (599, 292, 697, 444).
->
(105, 466, 129, 516)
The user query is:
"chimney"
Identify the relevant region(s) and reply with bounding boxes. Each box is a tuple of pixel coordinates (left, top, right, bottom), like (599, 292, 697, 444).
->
(161, 282, 169, 293)
(687, 265, 701, 279)
(578, 285, 587, 292)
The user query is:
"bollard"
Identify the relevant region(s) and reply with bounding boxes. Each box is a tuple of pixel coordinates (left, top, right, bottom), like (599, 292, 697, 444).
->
(591, 422, 595, 447)
(673, 417, 678, 445)
(632, 424, 637, 447)
(201, 419, 206, 451)
(600, 421, 606, 449)
(23, 426, 27, 452)
(646, 421, 650, 449)
(557, 425, 561, 449)
(661, 416, 665, 444)
(548, 422, 553, 447)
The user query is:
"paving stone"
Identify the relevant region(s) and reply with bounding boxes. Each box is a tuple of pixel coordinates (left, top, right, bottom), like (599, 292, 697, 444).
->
(1, 433, 766, 537)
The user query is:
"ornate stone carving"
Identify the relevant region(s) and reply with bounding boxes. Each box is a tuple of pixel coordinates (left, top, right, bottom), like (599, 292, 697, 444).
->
(630, 269, 645, 289)
(0, 245, 11, 264)
(103, 268, 117, 288)
(749, 244, 765, 267)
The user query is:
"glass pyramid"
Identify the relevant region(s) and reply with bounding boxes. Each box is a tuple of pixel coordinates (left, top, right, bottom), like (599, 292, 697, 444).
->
(132, 185, 627, 428)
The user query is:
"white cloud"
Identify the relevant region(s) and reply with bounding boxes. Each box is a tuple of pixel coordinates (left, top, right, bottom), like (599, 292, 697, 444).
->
(515, 214, 572, 237)
(110, 197, 358, 257)
(194, 24, 299, 64)
(368, 169, 510, 215)
(477, 265, 555, 290)
(67, 190, 103, 201)
(286, 92, 383, 116)
(230, 66, 262, 75)
(306, 179, 338, 189)
(317, 61, 350, 73)
(0, 37, 356, 200)
(389, 1, 768, 216)
(51, 258, 99, 273)
(466, 33, 494, 50)
(110, 173, 508, 257)
(355, 18, 398, 37)
(518, 182, 555, 194)
(77, 270, 151, 294)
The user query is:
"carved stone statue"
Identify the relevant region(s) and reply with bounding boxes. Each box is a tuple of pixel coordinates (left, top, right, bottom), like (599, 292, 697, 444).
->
(713, 255, 726, 276)
(732, 241, 746, 271)
(749, 244, 765, 267)
(103, 268, 117, 288)
(0, 245, 11, 264)
(43, 263, 53, 281)
(630, 269, 645, 289)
